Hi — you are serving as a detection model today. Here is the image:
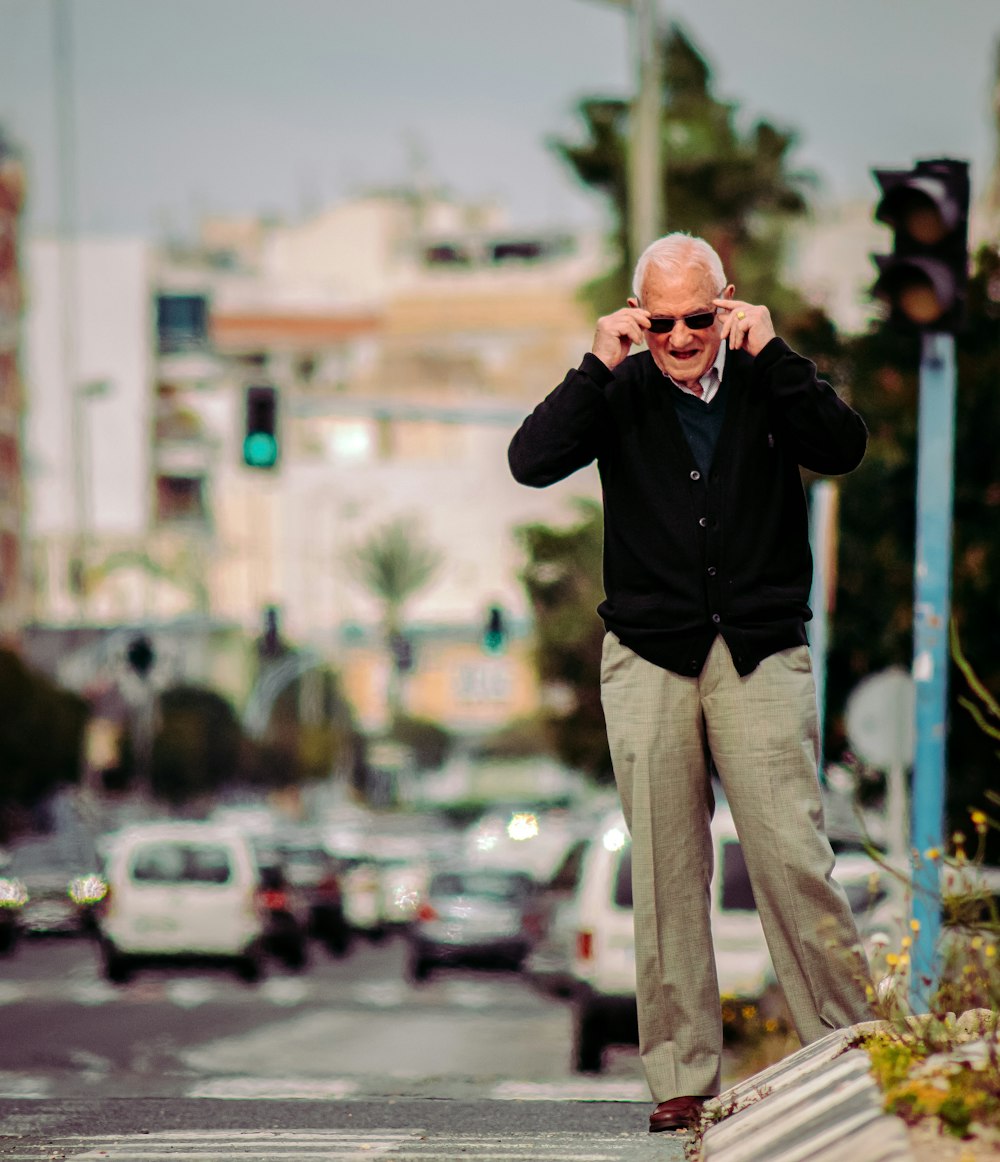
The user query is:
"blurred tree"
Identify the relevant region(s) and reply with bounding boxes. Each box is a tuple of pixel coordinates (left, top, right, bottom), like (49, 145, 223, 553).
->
(0, 650, 87, 834)
(260, 666, 357, 788)
(831, 245, 1000, 858)
(515, 499, 611, 782)
(149, 685, 245, 807)
(551, 23, 818, 338)
(345, 518, 443, 721)
(385, 714, 453, 771)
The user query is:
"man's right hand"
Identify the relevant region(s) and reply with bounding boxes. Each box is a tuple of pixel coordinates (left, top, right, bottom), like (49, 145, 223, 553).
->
(592, 307, 651, 370)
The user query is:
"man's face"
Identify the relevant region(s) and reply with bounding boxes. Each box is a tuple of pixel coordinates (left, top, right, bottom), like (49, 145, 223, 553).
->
(630, 266, 734, 386)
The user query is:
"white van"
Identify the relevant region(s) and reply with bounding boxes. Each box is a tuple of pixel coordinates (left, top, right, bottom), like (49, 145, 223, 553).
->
(569, 800, 884, 1073)
(97, 822, 266, 983)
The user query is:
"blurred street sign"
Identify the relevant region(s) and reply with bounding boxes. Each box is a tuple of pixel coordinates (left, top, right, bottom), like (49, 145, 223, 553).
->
(846, 665, 916, 865)
(845, 666, 915, 770)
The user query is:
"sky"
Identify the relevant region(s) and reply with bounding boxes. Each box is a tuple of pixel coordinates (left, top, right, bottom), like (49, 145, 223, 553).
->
(1, 0, 998, 240)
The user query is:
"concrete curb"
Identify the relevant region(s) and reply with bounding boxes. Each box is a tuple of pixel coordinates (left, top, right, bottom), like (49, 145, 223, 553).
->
(701, 1027, 915, 1162)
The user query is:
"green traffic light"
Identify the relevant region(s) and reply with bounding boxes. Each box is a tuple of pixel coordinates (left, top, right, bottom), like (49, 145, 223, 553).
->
(243, 432, 278, 468)
(484, 631, 504, 655)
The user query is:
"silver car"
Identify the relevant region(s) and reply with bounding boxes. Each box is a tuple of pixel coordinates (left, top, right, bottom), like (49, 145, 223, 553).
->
(406, 865, 541, 981)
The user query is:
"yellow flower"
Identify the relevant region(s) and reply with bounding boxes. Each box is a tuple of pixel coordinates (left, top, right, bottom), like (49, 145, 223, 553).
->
(909, 918, 921, 932)
(865, 985, 876, 1001)
(986, 945, 997, 959)
(971, 936, 984, 951)
(970, 810, 988, 833)
(901, 936, 912, 949)
(952, 831, 966, 846)
(764, 1019, 779, 1033)
(885, 953, 900, 968)
(898, 954, 910, 966)
(924, 847, 941, 861)
(742, 1005, 756, 1020)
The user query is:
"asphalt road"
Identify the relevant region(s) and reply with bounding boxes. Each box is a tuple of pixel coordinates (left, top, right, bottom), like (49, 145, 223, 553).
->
(0, 930, 687, 1159)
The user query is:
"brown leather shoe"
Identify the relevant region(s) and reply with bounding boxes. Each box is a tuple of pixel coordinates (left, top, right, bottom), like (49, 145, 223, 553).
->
(648, 1095, 709, 1133)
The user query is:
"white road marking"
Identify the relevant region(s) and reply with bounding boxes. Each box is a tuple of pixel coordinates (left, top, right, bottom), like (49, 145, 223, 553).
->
(0, 1129, 660, 1159)
(0, 1072, 51, 1098)
(350, 979, 407, 1007)
(187, 1076, 360, 1100)
(491, 1078, 648, 1102)
(259, 976, 310, 1005)
(4, 1128, 419, 1159)
(165, 979, 218, 1008)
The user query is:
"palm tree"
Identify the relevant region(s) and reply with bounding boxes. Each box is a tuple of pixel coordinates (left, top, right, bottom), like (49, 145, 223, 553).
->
(345, 518, 443, 720)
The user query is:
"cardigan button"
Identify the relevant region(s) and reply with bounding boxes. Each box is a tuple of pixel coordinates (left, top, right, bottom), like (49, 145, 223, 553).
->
(689, 470, 701, 481)
(707, 566, 717, 576)
(698, 517, 708, 528)
(711, 613, 722, 624)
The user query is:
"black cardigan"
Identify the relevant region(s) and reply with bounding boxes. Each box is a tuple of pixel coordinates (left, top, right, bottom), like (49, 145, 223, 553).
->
(508, 338, 867, 677)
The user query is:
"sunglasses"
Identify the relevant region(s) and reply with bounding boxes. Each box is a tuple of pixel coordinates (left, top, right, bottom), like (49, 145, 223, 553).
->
(646, 308, 719, 334)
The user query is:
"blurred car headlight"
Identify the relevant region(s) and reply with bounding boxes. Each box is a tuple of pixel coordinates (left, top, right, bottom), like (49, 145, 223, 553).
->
(68, 875, 109, 906)
(507, 813, 539, 842)
(0, 878, 28, 908)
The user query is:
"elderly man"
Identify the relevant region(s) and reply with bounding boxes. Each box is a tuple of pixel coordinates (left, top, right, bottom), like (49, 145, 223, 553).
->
(508, 233, 873, 1133)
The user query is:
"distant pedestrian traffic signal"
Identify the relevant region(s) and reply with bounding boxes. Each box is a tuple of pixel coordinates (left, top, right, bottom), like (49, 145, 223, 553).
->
(243, 385, 279, 469)
(871, 158, 969, 332)
(483, 605, 507, 654)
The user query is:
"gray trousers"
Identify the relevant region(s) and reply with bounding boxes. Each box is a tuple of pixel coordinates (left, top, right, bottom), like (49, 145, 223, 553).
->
(600, 633, 873, 1102)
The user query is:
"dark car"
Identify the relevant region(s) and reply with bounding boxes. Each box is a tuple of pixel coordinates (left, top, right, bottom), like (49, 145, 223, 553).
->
(256, 838, 352, 958)
(406, 865, 542, 982)
(255, 861, 310, 971)
(3, 838, 107, 937)
(0, 867, 26, 954)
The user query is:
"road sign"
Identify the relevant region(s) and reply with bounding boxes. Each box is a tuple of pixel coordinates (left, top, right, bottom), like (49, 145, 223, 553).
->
(845, 666, 915, 771)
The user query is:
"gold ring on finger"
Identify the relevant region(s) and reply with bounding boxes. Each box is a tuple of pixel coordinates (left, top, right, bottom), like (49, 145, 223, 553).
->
(736, 310, 746, 320)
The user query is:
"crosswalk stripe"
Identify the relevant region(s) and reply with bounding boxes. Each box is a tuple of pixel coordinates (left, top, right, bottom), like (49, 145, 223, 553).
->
(1, 1129, 418, 1160)
(0, 1130, 651, 1160)
(0, 975, 538, 1012)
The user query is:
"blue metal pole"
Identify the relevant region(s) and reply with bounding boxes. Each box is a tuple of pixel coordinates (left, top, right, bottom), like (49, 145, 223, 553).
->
(910, 330, 956, 1008)
(808, 481, 836, 778)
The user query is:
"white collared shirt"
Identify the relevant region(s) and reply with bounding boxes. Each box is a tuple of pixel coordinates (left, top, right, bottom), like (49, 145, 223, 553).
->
(667, 343, 726, 403)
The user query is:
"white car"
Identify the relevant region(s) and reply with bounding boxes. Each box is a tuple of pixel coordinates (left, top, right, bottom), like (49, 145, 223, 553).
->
(568, 800, 887, 1073)
(96, 822, 267, 984)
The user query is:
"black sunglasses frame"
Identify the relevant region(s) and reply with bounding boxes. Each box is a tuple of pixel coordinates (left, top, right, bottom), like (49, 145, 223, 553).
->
(646, 308, 719, 334)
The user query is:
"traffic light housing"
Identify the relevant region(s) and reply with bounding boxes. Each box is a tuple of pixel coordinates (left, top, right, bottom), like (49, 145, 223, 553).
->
(483, 605, 506, 655)
(871, 158, 970, 332)
(126, 634, 155, 678)
(243, 385, 279, 469)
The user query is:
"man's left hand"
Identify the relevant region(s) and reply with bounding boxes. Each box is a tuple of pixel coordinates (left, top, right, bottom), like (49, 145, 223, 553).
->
(714, 299, 776, 357)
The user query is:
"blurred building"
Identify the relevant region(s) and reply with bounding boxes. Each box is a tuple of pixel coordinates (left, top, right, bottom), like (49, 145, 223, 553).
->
(0, 131, 27, 644)
(20, 190, 607, 737)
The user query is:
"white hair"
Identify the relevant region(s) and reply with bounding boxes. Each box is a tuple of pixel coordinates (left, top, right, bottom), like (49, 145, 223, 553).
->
(632, 233, 727, 304)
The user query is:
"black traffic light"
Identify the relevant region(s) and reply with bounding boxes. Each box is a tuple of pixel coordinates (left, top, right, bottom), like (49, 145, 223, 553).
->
(126, 634, 155, 678)
(871, 158, 970, 332)
(243, 385, 279, 469)
(483, 605, 506, 655)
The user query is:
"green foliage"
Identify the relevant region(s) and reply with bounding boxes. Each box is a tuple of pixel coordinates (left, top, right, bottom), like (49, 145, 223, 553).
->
(259, 668, 356, 788)
(0, 649, 87, 830)
(385, 714, 453, 771)
(515, 498, 610, 782)
(477, 716, 552, 762)
(345, 518, 442, 634)
(551, 22, 815, 336)
(150, 685, 246, 806)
